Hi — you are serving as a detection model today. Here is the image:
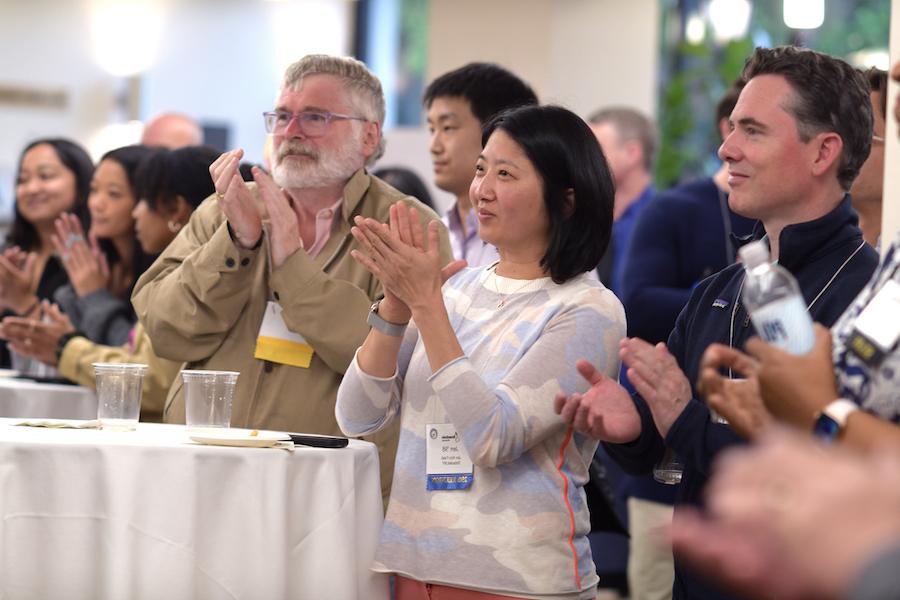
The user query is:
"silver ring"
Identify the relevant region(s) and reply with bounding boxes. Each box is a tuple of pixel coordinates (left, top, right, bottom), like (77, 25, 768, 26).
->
(64, 233, 84, 249)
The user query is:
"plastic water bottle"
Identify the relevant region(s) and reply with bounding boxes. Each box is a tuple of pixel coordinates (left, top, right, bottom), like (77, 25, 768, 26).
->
(739, 240, 815, 355)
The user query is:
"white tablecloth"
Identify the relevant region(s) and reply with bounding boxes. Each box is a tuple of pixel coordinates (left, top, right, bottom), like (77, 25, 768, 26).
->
(0, 420, 388, 600)
(0, 376, 97, 419)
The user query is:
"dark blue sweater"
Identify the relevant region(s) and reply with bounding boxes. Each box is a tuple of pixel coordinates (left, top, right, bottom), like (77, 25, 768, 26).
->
(617, 178, 757, 506)
(621, 178, 757, 344)
(604, 195, 878, 600)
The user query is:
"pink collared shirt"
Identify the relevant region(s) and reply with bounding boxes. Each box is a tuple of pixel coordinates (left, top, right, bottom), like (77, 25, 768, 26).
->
(301, 196, 345, 258)
(443, 202, 499, 267)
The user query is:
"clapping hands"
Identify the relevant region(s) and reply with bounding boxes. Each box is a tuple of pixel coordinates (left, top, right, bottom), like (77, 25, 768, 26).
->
(0, 301, 75, 366)
(0, 246, 38, 314)
(553, 358, 642, 442)
(350, 202, 465, 318)
(211, 150, 308, 268)
(51, 213, 109, 297)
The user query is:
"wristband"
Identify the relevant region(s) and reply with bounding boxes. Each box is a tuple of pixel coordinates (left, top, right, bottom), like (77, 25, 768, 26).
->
(366, 300, 408, 337)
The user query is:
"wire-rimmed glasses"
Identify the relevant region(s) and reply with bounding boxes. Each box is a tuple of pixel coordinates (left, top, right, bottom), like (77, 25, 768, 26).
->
(262, 110, 366, 137)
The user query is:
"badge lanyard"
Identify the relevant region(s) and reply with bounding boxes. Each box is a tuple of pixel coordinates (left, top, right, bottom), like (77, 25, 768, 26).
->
(727, 239, 867, 378)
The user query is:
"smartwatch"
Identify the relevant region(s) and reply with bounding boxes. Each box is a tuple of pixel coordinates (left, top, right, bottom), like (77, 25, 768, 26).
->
(366, 300, 408, 337)
(812, 398, 859, 443)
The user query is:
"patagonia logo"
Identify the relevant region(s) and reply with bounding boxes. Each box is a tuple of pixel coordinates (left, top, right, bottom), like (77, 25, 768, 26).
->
(712, 298, 729, 310)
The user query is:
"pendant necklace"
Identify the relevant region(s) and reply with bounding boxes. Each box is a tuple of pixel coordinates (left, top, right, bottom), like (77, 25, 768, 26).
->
(491, 265, 539, 309)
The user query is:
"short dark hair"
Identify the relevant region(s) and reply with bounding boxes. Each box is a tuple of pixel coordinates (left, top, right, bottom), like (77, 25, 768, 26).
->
(865, 67, 888, 120)
(372, 167, 434, 210)
(716, 78, 745, 125)
(135, 145, 219, 213)
(423, 63, 538, 125)
(9, 138, 94, 251)
(741, 46, 873, 191)
(586, 107, 658, 171)
(482, 105, 614, 284)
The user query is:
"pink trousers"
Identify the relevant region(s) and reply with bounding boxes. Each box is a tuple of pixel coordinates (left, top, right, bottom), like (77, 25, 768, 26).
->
(395, 575, 525, 600)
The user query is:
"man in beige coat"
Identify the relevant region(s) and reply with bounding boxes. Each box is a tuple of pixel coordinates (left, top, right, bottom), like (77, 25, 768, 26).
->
(132, 55, 450, 505)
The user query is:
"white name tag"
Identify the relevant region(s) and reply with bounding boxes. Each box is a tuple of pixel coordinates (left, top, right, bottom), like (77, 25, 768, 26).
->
(254, 301, 314, 368)
(854, 279, 900, 351)
(425, 423, 473, 490)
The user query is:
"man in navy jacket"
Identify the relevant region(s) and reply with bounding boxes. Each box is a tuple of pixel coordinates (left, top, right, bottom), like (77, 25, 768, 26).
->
(555, 46, 880, 600)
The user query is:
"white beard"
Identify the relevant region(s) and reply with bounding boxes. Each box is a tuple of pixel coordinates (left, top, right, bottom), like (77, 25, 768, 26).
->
(272, 128, 365, 189)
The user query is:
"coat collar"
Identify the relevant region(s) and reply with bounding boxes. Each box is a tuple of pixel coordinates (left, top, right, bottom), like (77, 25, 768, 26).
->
(340, 169, 372, 223)
(738, 194, 863, 271)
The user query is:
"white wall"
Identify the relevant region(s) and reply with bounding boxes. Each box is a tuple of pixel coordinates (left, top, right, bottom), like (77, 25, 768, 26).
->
(0, 0, 353, 224)
(377, 0, 660, 216)
(140, 0, 353, 167)
(426, 0, 659, 117)
(0, 0, 116, 216)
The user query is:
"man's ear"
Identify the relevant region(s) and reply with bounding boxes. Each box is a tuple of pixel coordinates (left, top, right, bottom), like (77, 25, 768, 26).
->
(361, 121, 381, 158)
(623, 139, 645, 171)
(810, 131, 844, 178)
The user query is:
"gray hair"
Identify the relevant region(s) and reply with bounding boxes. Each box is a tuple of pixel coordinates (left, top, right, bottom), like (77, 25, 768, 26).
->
(282, 55, 386, 164)
(587, 107, 658, 172)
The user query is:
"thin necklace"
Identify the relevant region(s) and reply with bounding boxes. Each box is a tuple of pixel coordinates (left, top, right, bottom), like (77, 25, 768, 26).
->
(491, 265, 539, 309)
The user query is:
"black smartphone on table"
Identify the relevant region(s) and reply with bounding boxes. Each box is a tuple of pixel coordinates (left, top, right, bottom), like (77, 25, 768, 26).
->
(287, 433, 349, 448)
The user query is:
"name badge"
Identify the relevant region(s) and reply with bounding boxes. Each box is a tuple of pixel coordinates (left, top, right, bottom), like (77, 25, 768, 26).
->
(425, 423, 474, 491)
(254, 301, 315, 368)
(848, 279, 900, 366)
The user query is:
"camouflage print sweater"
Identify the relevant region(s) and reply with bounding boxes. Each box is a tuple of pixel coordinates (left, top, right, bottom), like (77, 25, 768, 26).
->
(336, 266, 626, 599)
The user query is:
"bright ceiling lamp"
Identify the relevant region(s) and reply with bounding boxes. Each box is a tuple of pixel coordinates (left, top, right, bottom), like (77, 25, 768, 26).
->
(91, 0, 164, 77)
(686, 13, 706, 45)
(708, 0, 752, 43)
(784, 0, 824, 30)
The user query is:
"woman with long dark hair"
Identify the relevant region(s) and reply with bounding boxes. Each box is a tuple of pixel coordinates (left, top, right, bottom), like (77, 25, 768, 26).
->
(51, 144, 156, 346)
(0, 138, 93, 366)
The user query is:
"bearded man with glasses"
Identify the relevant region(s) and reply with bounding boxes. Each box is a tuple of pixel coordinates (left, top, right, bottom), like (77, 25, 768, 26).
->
(133, 55, 452, 506)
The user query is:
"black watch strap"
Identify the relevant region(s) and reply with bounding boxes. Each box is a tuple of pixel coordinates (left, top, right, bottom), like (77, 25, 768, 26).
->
(56, 331, 85, 362)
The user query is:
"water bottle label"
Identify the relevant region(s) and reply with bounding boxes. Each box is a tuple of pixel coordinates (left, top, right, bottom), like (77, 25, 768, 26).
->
(749, 295, 815, 355)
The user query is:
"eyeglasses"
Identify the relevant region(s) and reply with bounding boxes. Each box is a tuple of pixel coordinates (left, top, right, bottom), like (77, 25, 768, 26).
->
(872, 134, 885, 144)
(262, 110, 366, 136)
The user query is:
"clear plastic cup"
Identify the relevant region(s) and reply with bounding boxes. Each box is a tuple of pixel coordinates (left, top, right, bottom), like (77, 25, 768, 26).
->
(181, 370, 239, 431)
(653, 447, 684, 485)
(93, 363, 147, 431)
